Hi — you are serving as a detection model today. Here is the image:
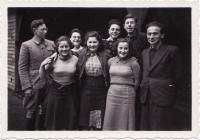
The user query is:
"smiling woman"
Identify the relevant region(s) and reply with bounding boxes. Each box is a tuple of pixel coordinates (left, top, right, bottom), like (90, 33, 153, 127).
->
(103, 38, 140, 130)
(39, 35, 79, 130)
(77, 31, 110, 130)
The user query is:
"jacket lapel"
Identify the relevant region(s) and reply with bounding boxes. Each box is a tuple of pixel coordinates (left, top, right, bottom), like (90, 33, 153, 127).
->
(149, 43, 168, 72)
(143, 48, 151, 71)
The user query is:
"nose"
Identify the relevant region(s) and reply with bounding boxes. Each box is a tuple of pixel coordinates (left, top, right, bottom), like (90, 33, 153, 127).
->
(43, 30, 47, 34)
(149, 34, 154, 39)
(121, 49, 125, 53)
(62, 47, 68, 50)
(128, 23, 131, 27)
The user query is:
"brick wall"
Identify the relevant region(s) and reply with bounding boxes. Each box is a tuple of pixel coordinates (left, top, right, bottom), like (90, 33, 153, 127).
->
(8, 13, 16, 90)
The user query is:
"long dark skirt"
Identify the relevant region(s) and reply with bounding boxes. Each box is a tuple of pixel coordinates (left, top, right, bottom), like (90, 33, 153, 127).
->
(79, 76, 107, 130)
(45, 81, 77, 130)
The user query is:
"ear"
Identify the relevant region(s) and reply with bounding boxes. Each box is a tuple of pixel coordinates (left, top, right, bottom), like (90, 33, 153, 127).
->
(161, 33, 165, 39)
(32, 27, 36, 33)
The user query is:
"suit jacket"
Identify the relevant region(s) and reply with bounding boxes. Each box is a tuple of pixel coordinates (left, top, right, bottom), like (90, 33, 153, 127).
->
(140, 43, 182, 106)
(77, 48, 110, 87)
(18, 38, 55, 90)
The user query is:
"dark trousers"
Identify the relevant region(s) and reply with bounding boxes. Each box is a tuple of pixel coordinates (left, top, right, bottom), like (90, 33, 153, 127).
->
(23, 87, 47, 130)
(140, 90, 176, 130)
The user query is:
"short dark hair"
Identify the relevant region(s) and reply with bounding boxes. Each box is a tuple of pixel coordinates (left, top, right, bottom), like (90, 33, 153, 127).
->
(113, 38, 134, 59)
(70, 28, 82, 37)
(55, 35, 73, 52)
(30, 19, 45, 32)
(108, 19, 122, 29)
(124, 14, 137, 23)
(84, 31, 103, 52)
(145, 21, 165, 34)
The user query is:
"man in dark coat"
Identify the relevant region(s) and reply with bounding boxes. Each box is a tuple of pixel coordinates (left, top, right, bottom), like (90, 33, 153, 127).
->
(123, 14, 148, 66)
(18, 19, 55, 130)
(140, 21, 182, 130)
(123, 14, 148, 129)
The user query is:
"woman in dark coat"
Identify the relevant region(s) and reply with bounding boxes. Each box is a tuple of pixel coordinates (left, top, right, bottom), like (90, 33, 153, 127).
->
(39, 36, 78, 130)
(78, 31, 110, 130)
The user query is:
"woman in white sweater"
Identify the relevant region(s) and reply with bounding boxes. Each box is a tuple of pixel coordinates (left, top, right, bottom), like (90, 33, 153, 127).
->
(39, 36, 78, 130)
(103, 38, 140, 130)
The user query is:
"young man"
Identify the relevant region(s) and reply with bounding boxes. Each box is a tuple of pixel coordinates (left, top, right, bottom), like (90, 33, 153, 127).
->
(124, 14, 148, 66)
(140, 21, 182, 130)
(18, 19, 55, 130)
(124, 14, 148, 130)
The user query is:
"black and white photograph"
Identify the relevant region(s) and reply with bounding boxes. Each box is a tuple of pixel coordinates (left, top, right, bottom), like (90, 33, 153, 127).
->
(1, 0, 199, 139)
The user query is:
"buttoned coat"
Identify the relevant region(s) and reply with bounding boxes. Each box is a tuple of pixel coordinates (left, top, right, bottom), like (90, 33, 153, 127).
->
(140, 43, 182, 106)
(18, 39, 55, 90)
(77, 48, 110, 87)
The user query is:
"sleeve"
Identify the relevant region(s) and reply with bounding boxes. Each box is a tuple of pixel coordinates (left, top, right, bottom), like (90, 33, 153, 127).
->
(131, 59, 141, 89)
(170, 46, 182, 86)
(18, 43, 32, 90)
(107, 58, 113, 70)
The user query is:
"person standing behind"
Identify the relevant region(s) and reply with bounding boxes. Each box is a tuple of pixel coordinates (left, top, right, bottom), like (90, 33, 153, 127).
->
(70, 28, 83, 56)
(103, 19, 122, 57)
(123, 14, 148, 129)
(140, 21, 182, 130)
(18, 19, 55, 130)
(103, 38, 140, 130)
(124, 14, 148, 66)
(39, 36, 78, 130)
(78, 31, 110, 130)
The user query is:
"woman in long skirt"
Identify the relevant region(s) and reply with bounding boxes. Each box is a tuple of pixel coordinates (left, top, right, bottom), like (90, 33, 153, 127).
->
(103, 38, 140, 130)
(77, 31, 110, 130)
(39, 36, 78, 130)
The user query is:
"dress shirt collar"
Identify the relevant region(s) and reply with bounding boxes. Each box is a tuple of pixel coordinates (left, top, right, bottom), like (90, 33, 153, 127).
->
(32, 37, 47, 46)
(127, 29, 139, 40)
(86, 49, 98, 57)
(150, 41, 162, 50)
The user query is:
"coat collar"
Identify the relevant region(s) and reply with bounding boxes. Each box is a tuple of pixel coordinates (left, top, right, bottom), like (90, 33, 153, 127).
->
(144, 42, 168, 72)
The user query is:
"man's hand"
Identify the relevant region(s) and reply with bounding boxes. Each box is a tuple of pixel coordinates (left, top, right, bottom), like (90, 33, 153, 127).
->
(24, 88, 33, 96)
(23, 88, 33, 108)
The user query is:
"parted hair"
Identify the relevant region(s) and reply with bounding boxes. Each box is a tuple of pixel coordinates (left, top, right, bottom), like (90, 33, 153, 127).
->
(84, 31, 104, 52)
(124, 14, 138, 23)
(108, 19, 122, 29)
(30, 19, 45, 32)
(113, 38, 134, 59)
(70, 28, 82, 37)
(55, 35, 73, 52)
(145, 21, 165, 34)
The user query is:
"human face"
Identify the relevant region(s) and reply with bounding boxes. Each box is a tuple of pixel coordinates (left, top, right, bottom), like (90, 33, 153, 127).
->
(70, 32, 82, 46)
(58, 41, 71, 58)
(124, 18, 136, 34)
(147, 26, 164, 47)
(117, 42, 129, 59)
(34, 24, 48, 39)
(108, 24, 121, 39)
(87, 37, 99, 53)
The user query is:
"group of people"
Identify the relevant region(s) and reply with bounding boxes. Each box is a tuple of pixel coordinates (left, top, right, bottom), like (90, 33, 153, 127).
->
(18, 13, 181, 131)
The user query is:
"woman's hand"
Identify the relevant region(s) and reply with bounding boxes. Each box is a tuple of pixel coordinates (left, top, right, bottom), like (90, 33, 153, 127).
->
(50, 52, 58, 61)
(40, 57, 53, 67)
(106, 37, 113, 42)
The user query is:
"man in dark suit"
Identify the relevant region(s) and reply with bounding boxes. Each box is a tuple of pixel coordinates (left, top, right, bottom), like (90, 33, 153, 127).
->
(140, 21, 182, 130)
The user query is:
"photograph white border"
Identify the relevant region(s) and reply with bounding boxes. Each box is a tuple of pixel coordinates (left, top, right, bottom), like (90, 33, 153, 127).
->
(0, 0, 199, 139)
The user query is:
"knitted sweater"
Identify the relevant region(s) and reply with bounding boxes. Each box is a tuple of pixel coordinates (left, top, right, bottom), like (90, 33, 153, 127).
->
(108, 56, 140, 87)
